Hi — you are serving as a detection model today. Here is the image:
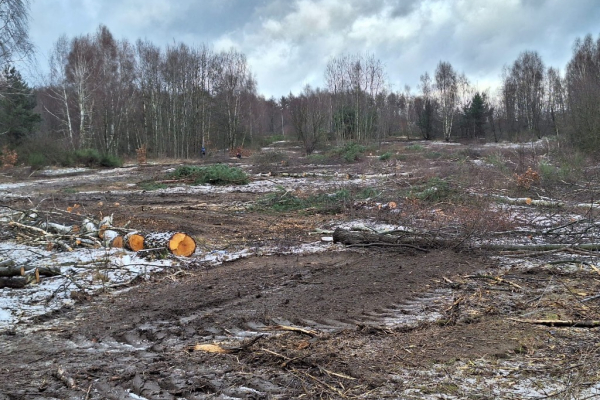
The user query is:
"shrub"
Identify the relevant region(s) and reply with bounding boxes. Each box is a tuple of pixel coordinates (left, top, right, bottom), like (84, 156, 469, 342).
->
(412, 177, 451, 202)
(100, 154, 123, 168)
(72, 148, 102, 166)
(170, 164, 249, 185)
(1, 145, 18, 167)
(28, 153, 48, 170)
(406, 144, 424, 152)
(379, 152, 392, 161)
(332, 142, 365, 162)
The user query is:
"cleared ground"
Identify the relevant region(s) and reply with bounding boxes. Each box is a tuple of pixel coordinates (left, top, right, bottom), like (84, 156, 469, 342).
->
(1, 140, 599, 399)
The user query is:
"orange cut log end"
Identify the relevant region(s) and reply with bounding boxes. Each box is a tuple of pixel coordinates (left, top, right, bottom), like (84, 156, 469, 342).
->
(125, 233, 145, 251)
(110, 236, 124, 248)
(169, 233, 196, 257)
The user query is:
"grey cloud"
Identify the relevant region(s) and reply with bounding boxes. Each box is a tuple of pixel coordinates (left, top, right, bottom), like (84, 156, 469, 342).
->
(27, 0, 600, 97)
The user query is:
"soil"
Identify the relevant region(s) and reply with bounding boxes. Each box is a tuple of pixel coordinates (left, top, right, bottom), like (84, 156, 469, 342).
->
(0, 146, 599, 399)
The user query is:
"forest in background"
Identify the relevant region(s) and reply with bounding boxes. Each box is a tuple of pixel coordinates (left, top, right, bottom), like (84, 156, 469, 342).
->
(0, 3, 599, 165)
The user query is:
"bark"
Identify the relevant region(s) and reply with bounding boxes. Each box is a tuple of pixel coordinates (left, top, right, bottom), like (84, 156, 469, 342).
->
(0, 276, 30, 288)
(102, 229, 123, 248)
(332, 228, 433, 251)
(0, 264, 61, 277)
(124, 232, 145, 252)
(144, 232, 197, 257)
(510, 318, 600, 328)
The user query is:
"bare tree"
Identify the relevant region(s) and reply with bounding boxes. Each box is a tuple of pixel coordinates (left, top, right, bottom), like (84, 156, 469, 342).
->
(565, 34, 600, 152)
(0, 0, 33, 66)
(416, 72, 435, 140)
(434, 61, 458, 141)
(288, 85, 328, 155)
(213, 48, 255, 150)
(325, 53, 386, 142)
(504, 51, 545, 139)
(545, 67, 564, 138)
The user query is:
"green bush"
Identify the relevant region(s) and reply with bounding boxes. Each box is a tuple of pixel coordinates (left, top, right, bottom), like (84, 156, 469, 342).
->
(379, 152, 392, 161)
(256, 186, 377, 214)
(28, 153, 48, 170)
(100, 154, 123, 167)
(406, 144, 424, 152)
(73, 148, 102, 165)
(55, 148, 122, 168)
(170, 164, 249, 185)
(413, 178, 451, 202)
(333, 142, 365, 162)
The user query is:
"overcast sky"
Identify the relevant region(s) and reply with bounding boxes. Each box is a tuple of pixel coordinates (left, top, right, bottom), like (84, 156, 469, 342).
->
(28, 0, 600, 98)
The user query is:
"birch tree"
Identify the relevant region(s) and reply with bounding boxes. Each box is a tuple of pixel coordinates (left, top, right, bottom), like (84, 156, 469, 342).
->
(434, 61, 458, 142)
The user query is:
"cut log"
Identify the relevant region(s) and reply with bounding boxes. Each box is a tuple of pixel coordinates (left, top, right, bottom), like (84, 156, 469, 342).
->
(0, 276, 29, 288)
(102, 230, 123, 248)
(81, 219, 97, 234)
(0, 264, 61, 277)
(144, 232, 196, 257)
(40, 222, 74, 234)
(332, 228, 432, 251)
(124, 232, 145, 251)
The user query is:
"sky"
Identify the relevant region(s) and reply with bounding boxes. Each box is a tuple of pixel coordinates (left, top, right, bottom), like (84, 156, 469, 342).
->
(27, 0, 600, 98)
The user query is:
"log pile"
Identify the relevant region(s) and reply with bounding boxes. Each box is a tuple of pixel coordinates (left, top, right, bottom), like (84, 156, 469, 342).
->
(5, 211, 196, 256)
(0, 207, 197, 288)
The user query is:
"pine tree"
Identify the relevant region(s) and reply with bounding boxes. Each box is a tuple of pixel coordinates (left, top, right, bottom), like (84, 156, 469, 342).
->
(463, 92, 489, 139)
(0, 66, 41, 146)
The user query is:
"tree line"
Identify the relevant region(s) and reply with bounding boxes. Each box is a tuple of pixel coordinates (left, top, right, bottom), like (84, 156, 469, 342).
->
(0, 16, 599, 160)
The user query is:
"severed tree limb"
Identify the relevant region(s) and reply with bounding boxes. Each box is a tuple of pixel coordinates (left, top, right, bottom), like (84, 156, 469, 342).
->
(0, 264, 60, 277)
(333, 227, 441, 249)
(465, 274, 523, 290)
(53, 366, 77, 389)
(509, 318, 600, 328)
(0, 276, 32, 288)
(481, 243, 600, 252)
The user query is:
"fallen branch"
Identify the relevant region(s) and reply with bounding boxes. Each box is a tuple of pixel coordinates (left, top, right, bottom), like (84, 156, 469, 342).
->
(0, 264, 61, 277)
(509, 318, 600, 328)
(264, 325, 319, 337)
(53, 366, 77, 389)
(333, 228, 441, 249)
(465, 274, 523, 290)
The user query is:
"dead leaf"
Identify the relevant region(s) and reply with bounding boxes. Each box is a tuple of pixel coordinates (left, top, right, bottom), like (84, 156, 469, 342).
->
(297, 340, 310, 350)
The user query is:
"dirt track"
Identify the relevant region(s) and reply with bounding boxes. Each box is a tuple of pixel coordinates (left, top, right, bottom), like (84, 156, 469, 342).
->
(1, 146, 600, 399)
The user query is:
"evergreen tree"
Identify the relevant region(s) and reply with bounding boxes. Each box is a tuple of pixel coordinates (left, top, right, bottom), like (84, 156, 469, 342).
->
(0, 66, 40, 146)
(463, 92, 489, 139)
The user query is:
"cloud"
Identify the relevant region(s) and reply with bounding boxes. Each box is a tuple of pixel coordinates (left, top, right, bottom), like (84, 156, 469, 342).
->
(27, 0, 600, 97)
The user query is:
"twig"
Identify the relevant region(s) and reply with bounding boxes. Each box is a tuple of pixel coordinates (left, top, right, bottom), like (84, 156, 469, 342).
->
(509, 318, 600, 328)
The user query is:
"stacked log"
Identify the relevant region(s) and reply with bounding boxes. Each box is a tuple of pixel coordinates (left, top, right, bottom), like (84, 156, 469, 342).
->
(144, 232, 197, 257)
(2, 208, 198, 289)
(124, 232, 145, 251)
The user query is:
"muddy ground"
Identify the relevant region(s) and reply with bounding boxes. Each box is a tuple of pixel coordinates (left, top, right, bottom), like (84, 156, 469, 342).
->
(1, 143, 600, 399)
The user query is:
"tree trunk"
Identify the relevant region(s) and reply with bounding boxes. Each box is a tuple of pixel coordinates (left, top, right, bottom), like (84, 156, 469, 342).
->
(124, 232, 145, 252)
(333, 228, 434, 250)
(144, 232, 196, 257)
